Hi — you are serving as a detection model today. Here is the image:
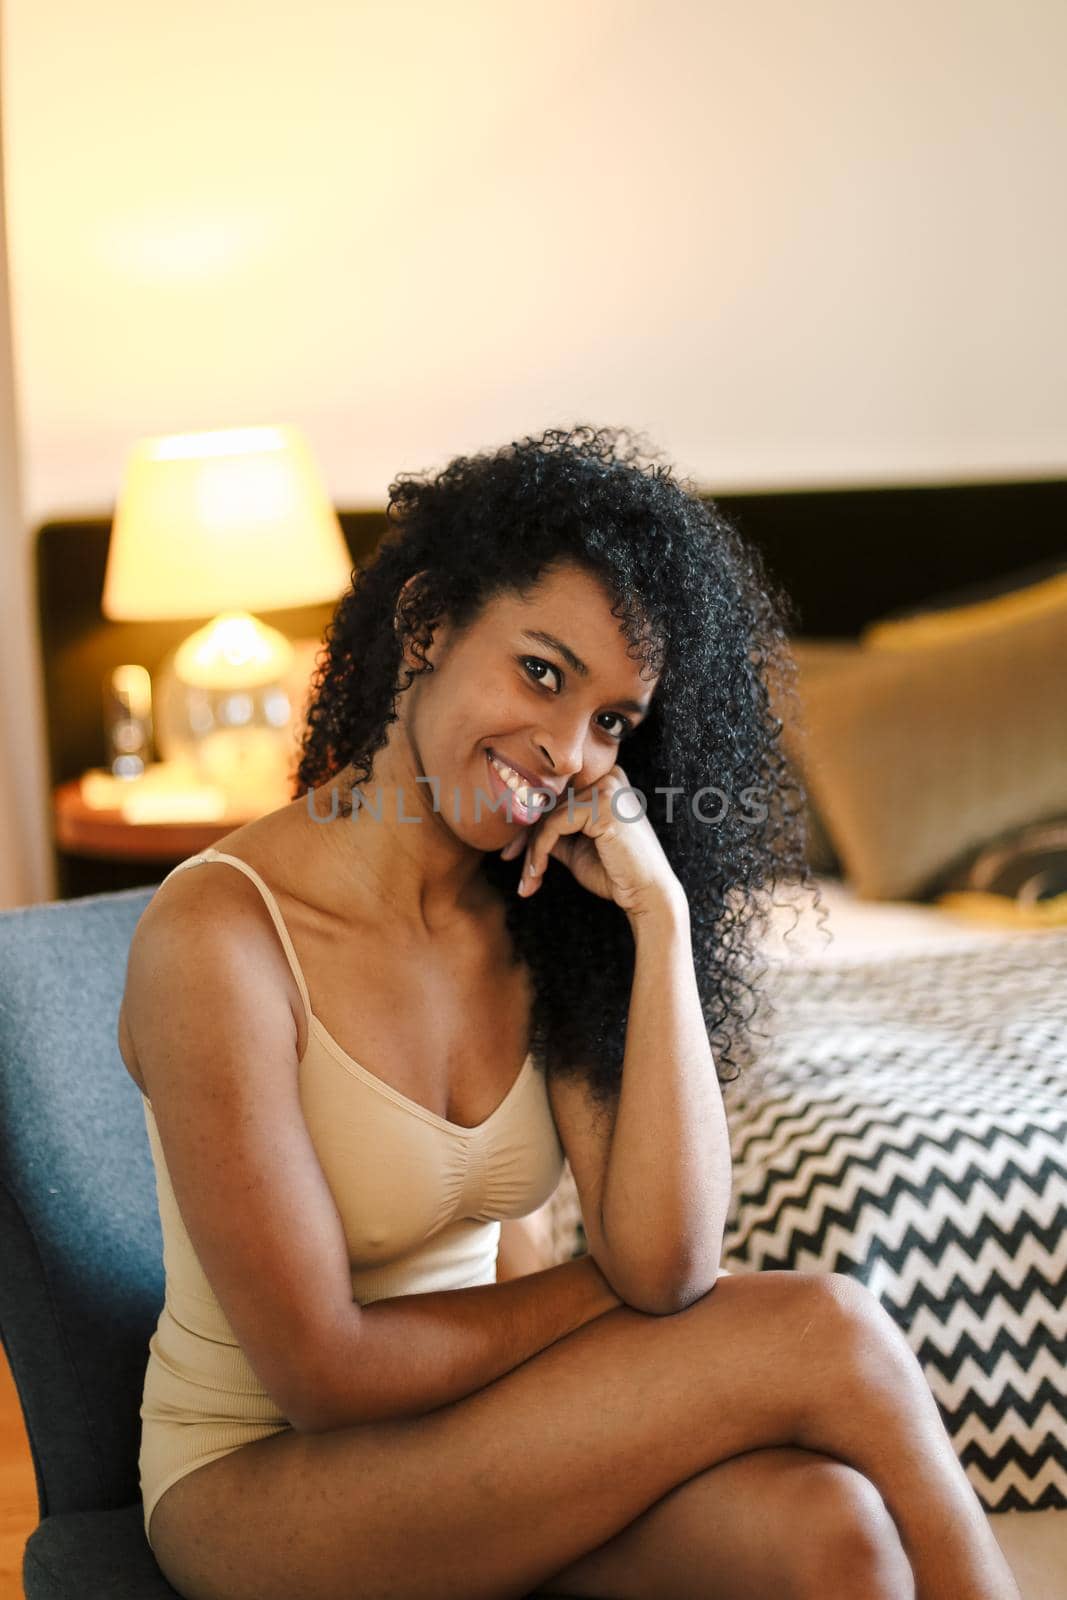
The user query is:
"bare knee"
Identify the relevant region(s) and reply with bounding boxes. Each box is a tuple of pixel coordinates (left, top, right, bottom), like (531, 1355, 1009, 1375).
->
(793, 1272, 923, 1409)
(819, 1271, 914, 1360)
(788, 1461, 916, 1600)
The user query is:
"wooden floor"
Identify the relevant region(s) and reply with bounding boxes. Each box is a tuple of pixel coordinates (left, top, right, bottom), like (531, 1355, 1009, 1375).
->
(0, 1345, 36, 1599)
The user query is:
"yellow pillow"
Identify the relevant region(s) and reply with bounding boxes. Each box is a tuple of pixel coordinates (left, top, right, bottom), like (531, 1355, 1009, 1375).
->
(781, 594, 1067, 900)
(771, 640, 859, 876)
(861, 569, 1067, 652)
(934, 890, 1067, 928)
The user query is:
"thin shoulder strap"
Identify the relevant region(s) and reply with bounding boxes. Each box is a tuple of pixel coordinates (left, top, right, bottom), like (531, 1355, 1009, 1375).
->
(162, 847, 313, 1029)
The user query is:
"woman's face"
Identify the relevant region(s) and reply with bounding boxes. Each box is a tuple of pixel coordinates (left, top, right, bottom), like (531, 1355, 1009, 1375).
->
(400, 562, 660, 851)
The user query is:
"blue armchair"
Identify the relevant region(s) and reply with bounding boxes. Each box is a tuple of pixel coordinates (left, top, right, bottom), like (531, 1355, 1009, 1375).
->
(0, 884, 181, 1598)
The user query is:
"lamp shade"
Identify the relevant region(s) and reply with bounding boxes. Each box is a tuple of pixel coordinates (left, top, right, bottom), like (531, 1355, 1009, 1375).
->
(101, 423, 353, 621)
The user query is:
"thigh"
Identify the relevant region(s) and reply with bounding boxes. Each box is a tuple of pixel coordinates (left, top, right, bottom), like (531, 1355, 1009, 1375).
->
(148, 1270, 854, 1600)
(528, 1446, 914, 1600)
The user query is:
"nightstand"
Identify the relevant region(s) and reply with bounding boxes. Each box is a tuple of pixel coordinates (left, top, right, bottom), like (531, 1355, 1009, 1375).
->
(51, 773, 282, 900)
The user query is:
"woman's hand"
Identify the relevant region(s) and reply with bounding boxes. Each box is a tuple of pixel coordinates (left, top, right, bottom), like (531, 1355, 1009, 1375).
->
(500, 763, 684, 921)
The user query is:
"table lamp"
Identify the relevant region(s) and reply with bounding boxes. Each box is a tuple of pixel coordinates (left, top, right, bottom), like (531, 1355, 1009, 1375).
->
(101, 423, 352, 811)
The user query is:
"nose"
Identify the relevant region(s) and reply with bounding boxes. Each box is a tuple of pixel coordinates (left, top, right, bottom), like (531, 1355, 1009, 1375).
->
(535, 718, 587, 785)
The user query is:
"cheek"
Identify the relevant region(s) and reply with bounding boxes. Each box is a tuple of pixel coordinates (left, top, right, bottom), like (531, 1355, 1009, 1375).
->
(471, 678, 527, 736)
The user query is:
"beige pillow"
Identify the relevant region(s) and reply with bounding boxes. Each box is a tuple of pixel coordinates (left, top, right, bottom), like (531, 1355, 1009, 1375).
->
(861, 568, 1067, 653)
(780, 602, 1067, 901)
(773, 640, 857, 876)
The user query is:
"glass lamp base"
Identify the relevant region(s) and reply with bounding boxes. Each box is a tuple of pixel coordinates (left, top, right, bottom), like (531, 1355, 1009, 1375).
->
(154, 648, 296, 815)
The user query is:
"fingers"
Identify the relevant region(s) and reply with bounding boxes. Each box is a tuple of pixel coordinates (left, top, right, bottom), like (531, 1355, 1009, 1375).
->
(516, 793, 585, 893)
(517, 845, 541, 895)
(506, 776, 603, 891)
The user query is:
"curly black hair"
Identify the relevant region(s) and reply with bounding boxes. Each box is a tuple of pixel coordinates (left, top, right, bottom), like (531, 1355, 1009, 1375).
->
(293, 423, 823, 1116)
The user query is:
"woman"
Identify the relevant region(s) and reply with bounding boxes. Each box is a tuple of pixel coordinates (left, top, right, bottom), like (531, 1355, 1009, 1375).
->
(121, 425, 1020, 1599)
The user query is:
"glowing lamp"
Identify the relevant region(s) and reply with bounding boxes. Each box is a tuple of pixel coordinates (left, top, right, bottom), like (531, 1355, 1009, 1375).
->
(102, 423, 351, 807)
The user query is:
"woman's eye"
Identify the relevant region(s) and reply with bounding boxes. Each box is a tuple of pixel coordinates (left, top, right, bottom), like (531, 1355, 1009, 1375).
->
(520, 656, 562, 692)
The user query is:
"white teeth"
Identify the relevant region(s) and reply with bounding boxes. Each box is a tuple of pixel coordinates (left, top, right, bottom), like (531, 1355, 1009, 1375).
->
(489, 754, 547, 810)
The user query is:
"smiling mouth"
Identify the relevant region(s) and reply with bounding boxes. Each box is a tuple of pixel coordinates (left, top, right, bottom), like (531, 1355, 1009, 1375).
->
(485, 751, 549, 826)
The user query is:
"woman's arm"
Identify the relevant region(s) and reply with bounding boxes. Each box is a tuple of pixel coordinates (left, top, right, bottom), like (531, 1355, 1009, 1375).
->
(544, 889, 733, 1317)
(597, 891, 734, 1311)
(300, 1254, 621, 1433)
(513, 768, 733, 1315)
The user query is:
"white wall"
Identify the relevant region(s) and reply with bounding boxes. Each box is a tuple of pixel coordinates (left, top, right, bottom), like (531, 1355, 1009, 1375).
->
(4, 0, 1066, 521)
(0, 2, 53, 907)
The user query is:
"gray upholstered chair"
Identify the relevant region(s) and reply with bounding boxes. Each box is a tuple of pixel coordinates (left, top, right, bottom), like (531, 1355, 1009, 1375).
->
(0, 883, 182, 1598)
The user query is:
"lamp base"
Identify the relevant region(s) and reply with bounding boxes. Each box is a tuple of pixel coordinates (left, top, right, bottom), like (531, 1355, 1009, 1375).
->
(154, 647, 296, 815)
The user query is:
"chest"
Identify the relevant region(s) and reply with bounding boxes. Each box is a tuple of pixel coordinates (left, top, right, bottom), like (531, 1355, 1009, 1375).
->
(293, 906, 535, 1130)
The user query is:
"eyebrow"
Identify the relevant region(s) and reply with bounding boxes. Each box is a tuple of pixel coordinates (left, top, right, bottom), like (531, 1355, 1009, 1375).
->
(519, 629, 653, 716)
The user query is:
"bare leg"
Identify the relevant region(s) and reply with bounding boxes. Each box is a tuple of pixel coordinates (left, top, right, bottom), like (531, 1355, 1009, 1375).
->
(527, 1272, 1015, 1600)
(528, 1445, 917, 1600)
(148, 1270, 1019, 1600)
(729, 1273, 1020, 1600)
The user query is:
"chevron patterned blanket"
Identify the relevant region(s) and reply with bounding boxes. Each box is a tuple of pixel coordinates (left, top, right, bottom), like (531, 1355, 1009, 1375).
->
(547, 926, 1067, 1513)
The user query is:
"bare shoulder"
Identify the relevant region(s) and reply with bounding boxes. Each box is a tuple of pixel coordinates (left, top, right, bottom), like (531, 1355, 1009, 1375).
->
(118, 852, 299, 1098)
(118, 867, 213, 1093)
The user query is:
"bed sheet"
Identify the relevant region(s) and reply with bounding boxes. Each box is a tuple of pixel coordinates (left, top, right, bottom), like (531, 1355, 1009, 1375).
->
(758, 873, 1047, 965)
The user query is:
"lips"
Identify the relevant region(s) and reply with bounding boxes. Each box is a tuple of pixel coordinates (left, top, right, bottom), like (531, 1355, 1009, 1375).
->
(485, 748, 563, 799)
(484, 752, 556, 826)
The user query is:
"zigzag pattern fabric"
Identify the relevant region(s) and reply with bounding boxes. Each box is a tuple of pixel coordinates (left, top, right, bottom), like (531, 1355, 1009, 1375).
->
(544, 927, 1067, 1513)
(725, 927, 1067, 1513)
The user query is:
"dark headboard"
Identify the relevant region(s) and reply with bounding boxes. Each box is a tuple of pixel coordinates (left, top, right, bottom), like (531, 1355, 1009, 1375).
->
(36, 478, 1067, 894)
(713, 476, 1066, 636)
